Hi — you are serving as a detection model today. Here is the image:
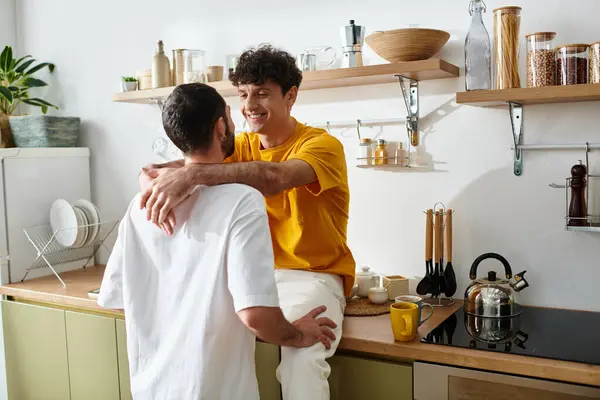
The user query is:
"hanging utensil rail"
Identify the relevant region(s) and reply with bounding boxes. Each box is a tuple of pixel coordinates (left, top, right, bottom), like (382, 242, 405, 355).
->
(511, 143, 600, 151)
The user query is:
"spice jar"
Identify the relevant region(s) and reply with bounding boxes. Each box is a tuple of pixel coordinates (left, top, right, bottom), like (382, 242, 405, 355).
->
(493, 6, 522, 89)
(183, 50, 206, 83)
(394, 142, 405, 166)
(590, 41, 600, 84)
(374, 139, 388, 165)
(556, 44, 589, 86)
(525, 32, 556, 87)
(357, 138, 372, 166)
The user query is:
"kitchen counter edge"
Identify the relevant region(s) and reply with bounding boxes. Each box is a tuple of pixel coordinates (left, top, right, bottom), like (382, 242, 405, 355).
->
(1, 266, 599, 388)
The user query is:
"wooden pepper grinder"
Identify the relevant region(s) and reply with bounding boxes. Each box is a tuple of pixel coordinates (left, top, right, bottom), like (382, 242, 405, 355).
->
(568, 161, 587, 226)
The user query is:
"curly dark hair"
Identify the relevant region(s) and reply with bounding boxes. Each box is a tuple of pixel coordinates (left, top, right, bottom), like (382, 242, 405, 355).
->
(229, 44, 302, 95)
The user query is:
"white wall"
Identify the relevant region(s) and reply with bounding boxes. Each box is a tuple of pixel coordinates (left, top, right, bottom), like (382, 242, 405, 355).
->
(0, 0, 16, 50)
(15, 0, 600, 311)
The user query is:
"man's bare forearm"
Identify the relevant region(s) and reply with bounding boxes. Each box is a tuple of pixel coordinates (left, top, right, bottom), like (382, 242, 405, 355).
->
(186, 161, 283, 196)
(238, 307, 302, 347)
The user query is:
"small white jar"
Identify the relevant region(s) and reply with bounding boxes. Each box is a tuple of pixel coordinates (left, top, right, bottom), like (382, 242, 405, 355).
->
(357, 138, 372, 166)
(368, 286, 388, 305)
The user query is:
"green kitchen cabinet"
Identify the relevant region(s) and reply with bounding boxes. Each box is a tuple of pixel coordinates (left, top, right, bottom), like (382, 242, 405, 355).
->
(328, 354, 413, 400)
(2, 300, 71, 400)
(65, 311, 120, 400)
(116, 318, 132, 400)
(255, 341, 282, 400)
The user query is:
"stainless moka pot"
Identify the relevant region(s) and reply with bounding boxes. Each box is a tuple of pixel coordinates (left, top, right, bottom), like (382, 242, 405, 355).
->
(340, 20, 365, 68)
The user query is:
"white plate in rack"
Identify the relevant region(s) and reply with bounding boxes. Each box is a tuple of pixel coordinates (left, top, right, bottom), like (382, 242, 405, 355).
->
(50, 199, 83, 247)
(74, 199, 100, 246)
(72, 207, 89, 248)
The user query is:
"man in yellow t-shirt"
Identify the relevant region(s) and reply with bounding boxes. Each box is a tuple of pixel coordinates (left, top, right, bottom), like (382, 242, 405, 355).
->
(139, 44, 355, 399)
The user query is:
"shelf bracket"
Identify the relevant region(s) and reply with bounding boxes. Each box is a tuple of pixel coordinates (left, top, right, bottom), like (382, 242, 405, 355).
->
(508, 102, 523, 176)
(395, 75, 419, 147)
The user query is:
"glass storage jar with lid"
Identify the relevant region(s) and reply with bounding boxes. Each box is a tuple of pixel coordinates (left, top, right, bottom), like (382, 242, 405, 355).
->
(493, 6, 522, 89)
(525, 32, 556, 87)
(590, 41, 600, 84)
(183, 50, 206, 83)
(556, 44, 589, 85)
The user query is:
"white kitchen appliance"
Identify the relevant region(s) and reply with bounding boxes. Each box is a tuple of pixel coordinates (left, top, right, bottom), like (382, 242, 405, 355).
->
(0, 147, 92, 285)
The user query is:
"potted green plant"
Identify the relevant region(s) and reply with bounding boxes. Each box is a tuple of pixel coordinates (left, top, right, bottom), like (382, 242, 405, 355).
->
(121, 76, 138, 92)
(0, 45, 80, 148)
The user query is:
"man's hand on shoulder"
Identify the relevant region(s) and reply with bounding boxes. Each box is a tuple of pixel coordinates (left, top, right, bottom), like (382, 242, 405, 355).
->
(138, 160, 191, 235)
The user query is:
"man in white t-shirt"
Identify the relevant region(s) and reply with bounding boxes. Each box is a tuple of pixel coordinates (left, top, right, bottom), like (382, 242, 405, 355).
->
(97, 83, 336, 400)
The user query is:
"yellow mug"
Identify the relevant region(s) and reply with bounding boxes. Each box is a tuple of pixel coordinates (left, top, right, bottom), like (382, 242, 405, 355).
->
(390, 302, 419, 342)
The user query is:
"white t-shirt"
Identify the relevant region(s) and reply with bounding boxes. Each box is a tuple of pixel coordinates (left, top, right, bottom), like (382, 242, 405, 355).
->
(97, 184, 279, 400)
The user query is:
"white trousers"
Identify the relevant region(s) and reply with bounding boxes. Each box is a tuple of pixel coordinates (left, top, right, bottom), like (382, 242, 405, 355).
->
(274, 269, 346, 400)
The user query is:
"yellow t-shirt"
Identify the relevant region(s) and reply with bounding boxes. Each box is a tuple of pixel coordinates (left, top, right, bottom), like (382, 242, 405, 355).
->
(226, 120, 356, 295)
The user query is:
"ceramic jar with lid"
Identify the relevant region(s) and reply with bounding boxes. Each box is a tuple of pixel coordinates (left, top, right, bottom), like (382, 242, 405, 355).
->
(356, 266, 378, 297)
(368, 286, 388, 304)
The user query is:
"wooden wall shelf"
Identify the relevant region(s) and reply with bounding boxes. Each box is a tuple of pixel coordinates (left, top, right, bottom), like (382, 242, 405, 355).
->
(456, 84, 600, 106)
(456, 83, 600, 177)
(112, 59, 459, 104)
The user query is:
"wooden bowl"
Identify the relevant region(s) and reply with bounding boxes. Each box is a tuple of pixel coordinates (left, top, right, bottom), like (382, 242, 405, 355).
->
(365, 28, 451, 62)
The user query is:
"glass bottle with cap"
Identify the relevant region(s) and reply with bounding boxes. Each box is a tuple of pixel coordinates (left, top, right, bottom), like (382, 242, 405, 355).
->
(465, 0, 492, 90)
(395, 142, 405, 166)
(374, 139, 388, 165)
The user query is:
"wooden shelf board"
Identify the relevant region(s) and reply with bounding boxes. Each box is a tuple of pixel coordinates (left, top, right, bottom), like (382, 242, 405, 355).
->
(456, 84, 600, 106)
(112, 59, 459, 104)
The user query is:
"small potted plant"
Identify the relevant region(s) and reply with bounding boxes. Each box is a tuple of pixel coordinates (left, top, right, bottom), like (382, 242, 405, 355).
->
(121, 76, 138, 92)
(0, 45, 80, 148)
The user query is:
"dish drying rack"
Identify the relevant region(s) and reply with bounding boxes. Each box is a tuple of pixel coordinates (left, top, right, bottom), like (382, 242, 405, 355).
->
(22, 220, 118, 287)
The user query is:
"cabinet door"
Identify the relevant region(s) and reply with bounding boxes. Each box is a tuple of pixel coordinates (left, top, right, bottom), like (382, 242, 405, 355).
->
(116, 319, 132, 400)
(255, 342, 281, 400)
(414, 362, 600, 400)
(2, 300, 70, 400)
(328, 354, 413, 400)
(65, 311, 120, 400)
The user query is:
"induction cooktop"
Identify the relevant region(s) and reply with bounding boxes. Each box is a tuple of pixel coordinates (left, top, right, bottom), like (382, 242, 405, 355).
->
(420, 305, 600, 366)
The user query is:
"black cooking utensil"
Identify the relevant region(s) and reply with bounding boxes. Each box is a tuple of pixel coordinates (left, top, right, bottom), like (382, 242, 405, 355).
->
(444, 209, 457, 297)
(417, 209, 434, 296)
(439, 210, 447, 296)
(432, 211, 442, 297)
